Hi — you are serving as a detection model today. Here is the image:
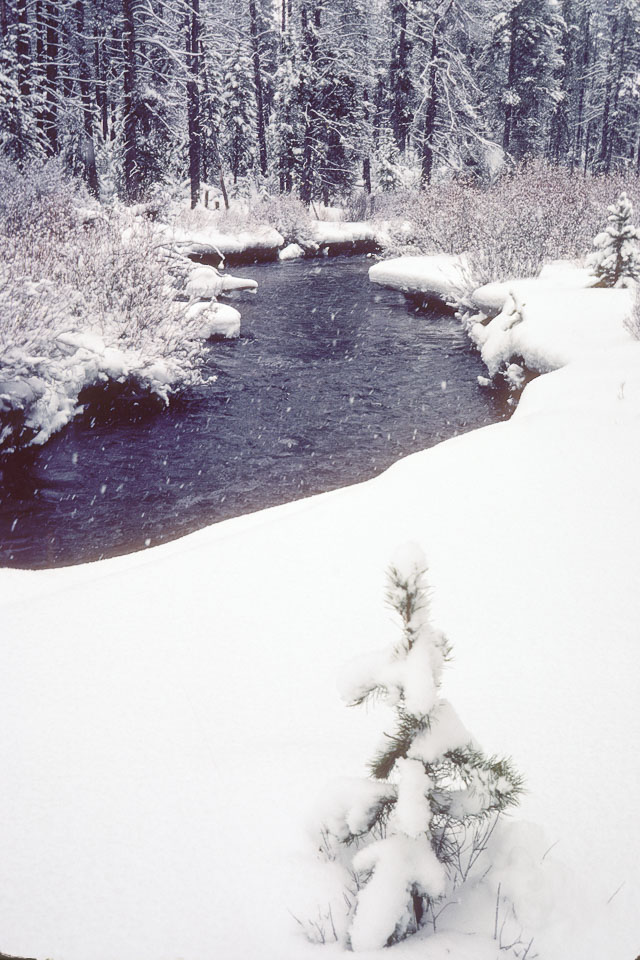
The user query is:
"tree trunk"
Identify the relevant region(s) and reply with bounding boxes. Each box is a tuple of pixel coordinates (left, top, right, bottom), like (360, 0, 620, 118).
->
(43, 1, 59, 155)
(572, 9, 590, 171)
(249, 0, 268, 176)
(187, 0, 201, 209)
(75, 0, 99, 195)
(421, 30, 439, 186)
(16, 0, 30, 102)
(502, 7, 517, 154)
(597, 14, 619, 173)
(390, 0, 410, 152)
(95, 29, 110, 141)
(299, 0, 318, 204)
(122, 0, 139, 201)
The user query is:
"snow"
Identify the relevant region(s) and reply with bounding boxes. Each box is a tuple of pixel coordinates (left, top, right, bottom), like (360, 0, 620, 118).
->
(514, 342, 640, 420)
(2, 263, 640, 959)
(185, 265, 257, 299)
(164, 223, 285, 260)
(350, 835, 447, 951)
(185, 300, 241, 339)
(0, 330, 204, 451)
(409, 699, 473, 765)
(306, 220, 389, 248)
(471, 260, 596, 315)
(392, 759, 433, 838)
(279, 242, 305, 261)
(369, 254, 470, 303)
(469, 286, 634, 378)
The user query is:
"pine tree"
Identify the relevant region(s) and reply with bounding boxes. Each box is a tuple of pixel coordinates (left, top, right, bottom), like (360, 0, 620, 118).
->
(324, 546, 522, 951)
(497, 0, 564, 161)
(588, 192, 640, 287)
(221, 40, 256, 185)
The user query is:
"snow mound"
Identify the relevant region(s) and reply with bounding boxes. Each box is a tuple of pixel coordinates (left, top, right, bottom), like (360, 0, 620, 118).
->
(279, 243, 305, 261)
(186, 301, 241, 340)
(471, 261, 596, 316)
(469, 286, 634, 378)
(185, 266, 257, 299)
(369, 254, 471, 304)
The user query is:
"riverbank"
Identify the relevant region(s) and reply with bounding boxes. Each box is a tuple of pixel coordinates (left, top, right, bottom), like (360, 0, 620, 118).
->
(0, 289, 639, 959)
(369, 252, 637, 390)
(1, 189, 391, 458)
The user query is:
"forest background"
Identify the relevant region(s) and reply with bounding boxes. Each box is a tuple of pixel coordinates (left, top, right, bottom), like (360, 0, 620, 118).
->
(1, 0, 637, 209)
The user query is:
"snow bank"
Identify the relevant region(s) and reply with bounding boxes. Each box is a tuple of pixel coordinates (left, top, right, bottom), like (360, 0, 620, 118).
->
(164, 224, 285, 263)
(471, 261, 596, 316)
(1, 345, 640, 959)
(305, 220, 389, 250)
(369, 254, 471, 304)
(0, 330, 206, 452)
(469, 286, 634, 379)
(164, 219, 387, 264)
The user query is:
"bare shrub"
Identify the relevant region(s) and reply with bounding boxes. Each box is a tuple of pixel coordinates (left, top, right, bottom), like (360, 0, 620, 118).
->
(376, 162, 640, 284)
(172, 191, 312, 243)
(0, 160, 211, 451)
(625, 287, 640, 340)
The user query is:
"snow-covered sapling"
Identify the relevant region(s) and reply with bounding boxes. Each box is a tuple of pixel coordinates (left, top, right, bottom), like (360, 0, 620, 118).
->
(325, 545, 522, 951)
(588, 192, 640, 288)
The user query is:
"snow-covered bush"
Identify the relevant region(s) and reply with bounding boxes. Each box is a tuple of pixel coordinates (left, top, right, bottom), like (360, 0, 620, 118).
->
(320, 545, 522, 951)
(172, 191, 311, 245)
(0, 161, 210, 453)
(377, 162, 640, 284)
(588, 192, 640, 288)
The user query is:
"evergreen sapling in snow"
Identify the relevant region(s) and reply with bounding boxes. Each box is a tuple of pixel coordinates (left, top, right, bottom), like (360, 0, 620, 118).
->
(322, 545, 522, 951)
(588, 192, 640, 288)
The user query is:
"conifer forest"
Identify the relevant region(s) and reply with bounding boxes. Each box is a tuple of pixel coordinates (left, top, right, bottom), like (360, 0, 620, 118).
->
(1, 0, 639, 204)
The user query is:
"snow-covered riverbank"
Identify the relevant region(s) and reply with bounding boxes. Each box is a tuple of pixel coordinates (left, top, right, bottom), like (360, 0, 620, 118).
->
(1, 278, 639, 959)
(369, 253, 637, 389)
(161, 215, 388, 264)
(0, 258, 251, 455)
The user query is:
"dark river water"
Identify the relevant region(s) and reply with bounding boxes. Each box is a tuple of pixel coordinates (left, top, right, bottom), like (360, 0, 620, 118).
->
(0, 257, 508, 569)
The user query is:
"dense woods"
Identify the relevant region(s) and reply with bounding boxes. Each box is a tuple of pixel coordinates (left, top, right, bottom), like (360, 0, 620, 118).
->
(1, 0, 640, 204)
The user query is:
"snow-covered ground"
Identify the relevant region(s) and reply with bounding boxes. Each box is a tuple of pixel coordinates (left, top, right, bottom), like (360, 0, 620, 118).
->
(1, 282, 640, 959)
(369, 254, 470, 304)
(163, 213, 389, 263)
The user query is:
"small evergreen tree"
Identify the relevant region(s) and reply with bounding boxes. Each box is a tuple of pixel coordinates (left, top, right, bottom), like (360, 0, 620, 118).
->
(324, 545, 522, 951)
(588, 192, 640, 288)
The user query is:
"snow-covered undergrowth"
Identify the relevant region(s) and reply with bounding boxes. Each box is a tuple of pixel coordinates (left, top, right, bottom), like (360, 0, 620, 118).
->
(164, 195, 388, 263)
(375, 162, 640, 284)
(0, 162, 249, 454)
(1, 335, 639, 960)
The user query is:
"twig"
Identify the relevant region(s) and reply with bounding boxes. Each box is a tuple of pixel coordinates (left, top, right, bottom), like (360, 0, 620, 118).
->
(606, 881, 625, 904)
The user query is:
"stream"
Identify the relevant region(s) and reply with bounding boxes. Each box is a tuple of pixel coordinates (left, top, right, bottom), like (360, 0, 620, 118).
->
(0, 256, 509, 569)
